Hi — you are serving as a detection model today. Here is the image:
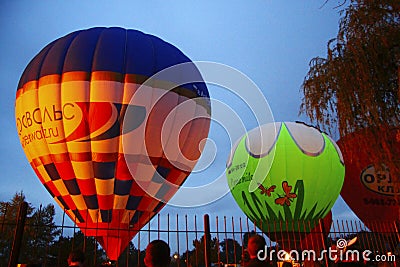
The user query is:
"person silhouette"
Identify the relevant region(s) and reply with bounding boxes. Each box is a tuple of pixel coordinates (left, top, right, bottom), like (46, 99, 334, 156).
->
(144, 240, 171, 267)
(246, 234, 270, 267)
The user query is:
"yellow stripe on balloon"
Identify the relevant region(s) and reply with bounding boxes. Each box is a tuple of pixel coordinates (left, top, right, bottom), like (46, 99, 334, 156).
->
(71, 195, 87, 210)
(95, 179, 115, 195)
(52, 179, 69, 196)
(35, 165, 52, 183)
(113, 195, 129, 210)
(70, 162, 94, 179)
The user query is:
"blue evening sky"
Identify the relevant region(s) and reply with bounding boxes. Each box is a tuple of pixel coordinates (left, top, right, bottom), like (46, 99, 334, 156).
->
(0, 1, 358, 228)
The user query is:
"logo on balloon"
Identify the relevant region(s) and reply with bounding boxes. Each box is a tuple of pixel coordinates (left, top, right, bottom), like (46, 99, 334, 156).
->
(53, 102, 146, 143)
(360, 165, 400, 196)
(16, 101, 146, 146)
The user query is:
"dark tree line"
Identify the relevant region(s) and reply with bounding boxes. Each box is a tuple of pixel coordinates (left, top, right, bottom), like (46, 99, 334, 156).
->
(0, 192, 246, 267)
(0, 192, 60, 266)
(0, 192, 145, 267)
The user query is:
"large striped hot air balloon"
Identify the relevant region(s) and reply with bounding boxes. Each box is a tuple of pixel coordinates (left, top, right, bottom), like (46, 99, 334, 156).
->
(15, 27, 211, 260)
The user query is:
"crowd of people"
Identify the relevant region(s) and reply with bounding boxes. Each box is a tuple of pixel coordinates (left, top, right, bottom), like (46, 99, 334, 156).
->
(66, 239, 173, 267)
(23, 234, 377, 267)
(64, 235, 275, 267)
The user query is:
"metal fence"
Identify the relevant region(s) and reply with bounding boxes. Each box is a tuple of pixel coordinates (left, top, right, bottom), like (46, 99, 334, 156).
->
(1, 203, 399, 267)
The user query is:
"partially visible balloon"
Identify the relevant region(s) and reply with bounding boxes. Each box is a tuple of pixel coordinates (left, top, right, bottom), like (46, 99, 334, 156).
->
(226, 122, 344, 248)
(15, 27, 211, 260)
(337, 127, 400, 229)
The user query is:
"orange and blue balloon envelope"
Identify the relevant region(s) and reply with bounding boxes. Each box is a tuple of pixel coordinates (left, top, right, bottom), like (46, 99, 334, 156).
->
(15, 27, 211, 260)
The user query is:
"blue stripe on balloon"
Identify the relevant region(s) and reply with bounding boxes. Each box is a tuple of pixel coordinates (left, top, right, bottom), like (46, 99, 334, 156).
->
(63, 28, 103, 73)
(93, 161, 116, 179)
(40, 31, 79, 77)
(92, 27, 126, 73)
(17, 27, 209, 99)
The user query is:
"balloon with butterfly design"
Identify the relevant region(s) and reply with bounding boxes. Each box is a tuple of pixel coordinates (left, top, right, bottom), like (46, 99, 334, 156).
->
(15, 27, 211, 260)
(226, 122, 344, 250)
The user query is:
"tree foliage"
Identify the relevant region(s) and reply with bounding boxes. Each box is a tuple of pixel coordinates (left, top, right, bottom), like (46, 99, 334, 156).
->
(0, 192, 62, 266)
(189, 235, 219, 267)
(0, 192, 34, 265)
(219, 238, 242, 264)
(300, 0, 400, 176)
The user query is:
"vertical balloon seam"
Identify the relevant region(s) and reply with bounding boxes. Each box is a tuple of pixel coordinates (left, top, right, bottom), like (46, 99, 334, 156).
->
(29, 42, 55, 179)
(26, 42, 61, 217)
(124, 31, 147, 227)
(110, 28, 124, 246)
(33, 42, 55, 219)
(127, 31, 171, 241)
(138, 32, 160, 228)
(93, 28, 117, 255)
(147, 33, 180, 214)
(77, 30, 95, 229)
(145, 34, 173, 206)
(85, 28, 104, 227)
(59, 30, 81, 226)
(113, 28, 126, 234)
(102, 28, 116, 225)
(71, 28, 99, 225)
(117, 28, 129, 235)
(57, 30, 73, 223)
(40, 43, 62, 219)
(59, 30, 73, 225)
(49, 32, 80, 224)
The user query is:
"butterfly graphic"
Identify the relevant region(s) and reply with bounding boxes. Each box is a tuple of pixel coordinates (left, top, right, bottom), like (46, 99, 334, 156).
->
(258, 184, 276, 197)
(275, 181, 297, 206)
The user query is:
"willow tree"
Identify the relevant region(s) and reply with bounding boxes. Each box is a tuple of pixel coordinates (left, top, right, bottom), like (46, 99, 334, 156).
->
(300, 0, 400, 177)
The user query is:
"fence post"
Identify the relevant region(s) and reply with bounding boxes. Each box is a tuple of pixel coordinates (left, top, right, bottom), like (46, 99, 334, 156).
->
(394, 221, 400, 242)
(204, 214, 211, 267)
(8, 201, 28, 267)
(319, 218, 329, 267)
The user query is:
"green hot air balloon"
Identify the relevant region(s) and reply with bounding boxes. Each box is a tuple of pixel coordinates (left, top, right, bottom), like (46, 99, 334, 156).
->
(226, 122, 344, 248)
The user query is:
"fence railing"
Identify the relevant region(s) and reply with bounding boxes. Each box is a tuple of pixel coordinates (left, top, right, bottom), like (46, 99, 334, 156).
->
(1, 203, 399, 267)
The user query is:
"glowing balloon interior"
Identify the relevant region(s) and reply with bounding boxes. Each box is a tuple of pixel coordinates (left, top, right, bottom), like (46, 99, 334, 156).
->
(226, 122, 344, 244)
(15, 27, 211, 260)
